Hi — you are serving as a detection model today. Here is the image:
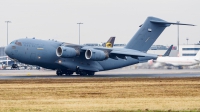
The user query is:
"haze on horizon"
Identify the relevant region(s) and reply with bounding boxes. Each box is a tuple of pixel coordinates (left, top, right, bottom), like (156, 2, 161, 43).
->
(0, 0, 199, 47)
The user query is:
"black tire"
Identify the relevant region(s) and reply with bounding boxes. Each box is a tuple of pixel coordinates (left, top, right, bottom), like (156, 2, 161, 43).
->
(64, 71, 69, 76)
(178, 66, 183, 69)
(56, 70, 63, 76)
(88, 71, 95, 76)
(63, 70, 74, 76)
(80, 71, 87, 76)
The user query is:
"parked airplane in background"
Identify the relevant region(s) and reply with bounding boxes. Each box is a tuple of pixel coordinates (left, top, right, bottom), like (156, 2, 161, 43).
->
(137, 45, 173, 68)
(162, 45, 173, 57)
(148, 45, 173, 65)
(102, 37, 115, 48)
(84, 37, 115, 48)
(5, 16, 194, 76)
(151, 50, 200, 69)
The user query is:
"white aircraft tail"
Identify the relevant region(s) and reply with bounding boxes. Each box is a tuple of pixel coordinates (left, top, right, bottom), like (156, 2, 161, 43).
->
(195, 50, 200, 60)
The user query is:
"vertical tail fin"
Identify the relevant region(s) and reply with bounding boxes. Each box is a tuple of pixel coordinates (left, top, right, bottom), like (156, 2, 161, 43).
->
(163, 45, 173, 56)
(102, 37, 115, 48)
(195, 50, 200, 60)
(125, 16, 194, 52)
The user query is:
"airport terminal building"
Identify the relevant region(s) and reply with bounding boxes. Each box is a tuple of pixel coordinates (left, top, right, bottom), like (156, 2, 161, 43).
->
(0, 47, 6, 57)
(179, 43, 200, 57)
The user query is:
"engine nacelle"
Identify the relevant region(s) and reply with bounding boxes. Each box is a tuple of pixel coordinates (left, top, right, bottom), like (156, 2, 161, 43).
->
(85, 49, 108, 61)
(56, 46, 79, 58)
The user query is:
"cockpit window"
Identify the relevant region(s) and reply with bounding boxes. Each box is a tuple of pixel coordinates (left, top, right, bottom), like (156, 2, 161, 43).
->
(15, 40, 22, 46)
(10, 42, 14, 44)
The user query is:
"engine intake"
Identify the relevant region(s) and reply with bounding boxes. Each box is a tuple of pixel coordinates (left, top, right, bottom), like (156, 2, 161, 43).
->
(85, 49, 108, 61)
(56, 46, 79, 58)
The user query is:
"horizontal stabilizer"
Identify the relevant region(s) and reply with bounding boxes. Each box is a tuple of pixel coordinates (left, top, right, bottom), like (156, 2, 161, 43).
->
(150, 20, 195, 26)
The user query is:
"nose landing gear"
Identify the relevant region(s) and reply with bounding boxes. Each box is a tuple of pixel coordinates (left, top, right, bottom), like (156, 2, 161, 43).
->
(56, 69, 63, 76)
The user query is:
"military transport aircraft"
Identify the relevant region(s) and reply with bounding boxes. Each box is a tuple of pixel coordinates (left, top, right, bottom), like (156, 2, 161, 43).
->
(5, 16, 194, 76)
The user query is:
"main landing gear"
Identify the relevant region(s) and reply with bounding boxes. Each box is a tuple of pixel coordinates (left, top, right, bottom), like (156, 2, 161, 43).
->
(178, 66, 183, 69)
(56, 69, 74, 76)
(78, 71, 95, 76)
(56, 69, 95, 76)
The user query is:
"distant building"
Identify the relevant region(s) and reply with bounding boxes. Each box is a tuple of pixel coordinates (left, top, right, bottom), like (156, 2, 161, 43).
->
(179, 42, 200, 57)
(147, 50, 178, 57)
(149, 45, 177, 50)
(113, 44, 126, 48)
(0, 47, 6, 57)
(147, 45, 178, 57)
(83, 43, 101, 46)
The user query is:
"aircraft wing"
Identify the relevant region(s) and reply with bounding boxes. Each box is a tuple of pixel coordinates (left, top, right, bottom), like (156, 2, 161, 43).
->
(59, 42, 158, 61)
(110, 49, 157, 58)
(62, 43, 83, 49)
(81, 46, 157, 60)
(81, 46, 113, 52)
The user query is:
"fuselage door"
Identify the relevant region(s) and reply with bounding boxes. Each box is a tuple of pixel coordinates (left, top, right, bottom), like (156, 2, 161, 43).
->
(30, 53, 36, 64)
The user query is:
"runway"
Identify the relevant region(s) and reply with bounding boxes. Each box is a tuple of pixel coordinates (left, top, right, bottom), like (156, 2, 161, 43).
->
(1, 69, 200, 79)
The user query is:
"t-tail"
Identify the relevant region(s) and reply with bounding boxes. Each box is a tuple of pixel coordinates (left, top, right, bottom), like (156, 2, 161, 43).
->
(125, 16, 195, 53)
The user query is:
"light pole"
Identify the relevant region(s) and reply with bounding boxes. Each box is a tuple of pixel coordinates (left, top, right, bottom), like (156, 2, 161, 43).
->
(5, 21, 11, 46)
(77, 22, 83, 45)
(177, 21, 180, 54)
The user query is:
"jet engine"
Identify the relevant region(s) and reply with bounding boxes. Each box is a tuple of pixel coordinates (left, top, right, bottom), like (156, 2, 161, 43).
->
(56, 46, 79, 58)
(85, 49, 108, 61)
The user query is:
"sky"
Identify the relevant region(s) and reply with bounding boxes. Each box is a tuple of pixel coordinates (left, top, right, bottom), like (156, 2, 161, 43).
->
(0, 0, 199, 47)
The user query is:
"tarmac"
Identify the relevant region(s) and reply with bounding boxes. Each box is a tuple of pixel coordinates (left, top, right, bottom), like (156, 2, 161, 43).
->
(0, 69, 200, 79)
